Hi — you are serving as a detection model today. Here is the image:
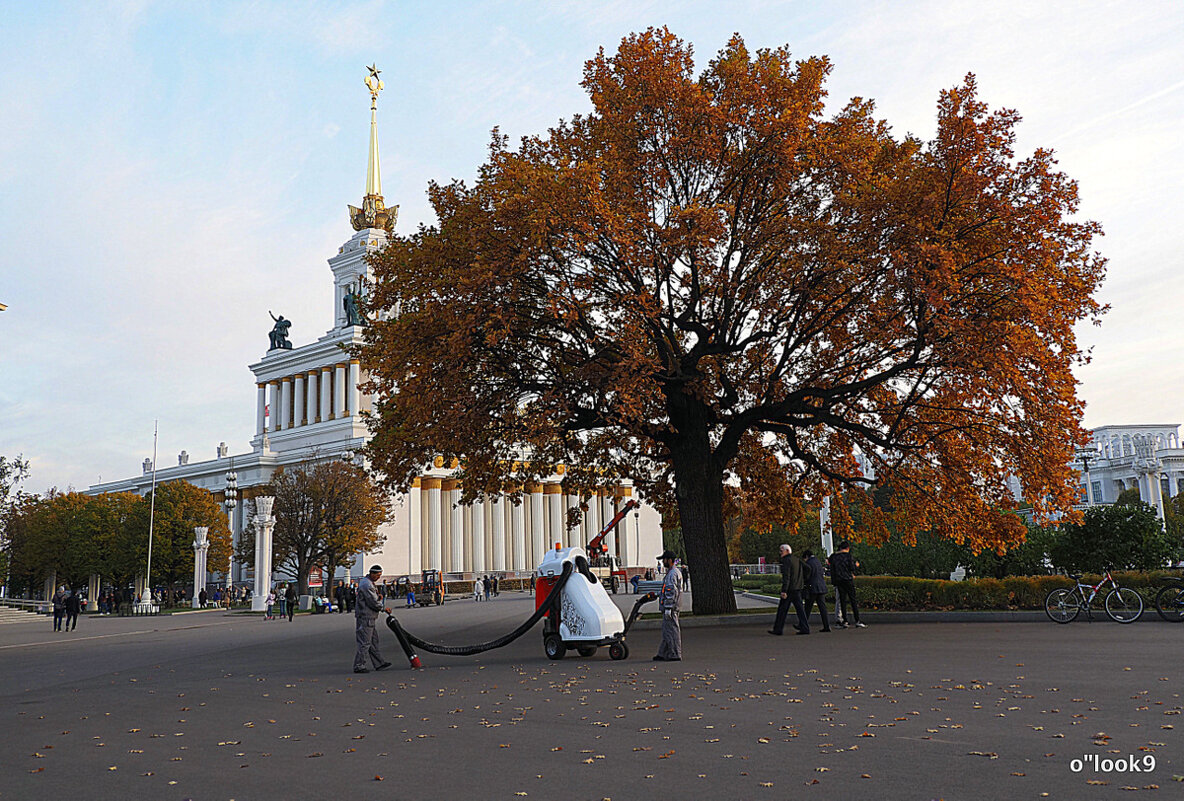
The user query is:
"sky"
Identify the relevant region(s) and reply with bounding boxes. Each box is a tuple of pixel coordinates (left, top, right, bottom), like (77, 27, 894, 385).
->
(2, 0, 1182, 495)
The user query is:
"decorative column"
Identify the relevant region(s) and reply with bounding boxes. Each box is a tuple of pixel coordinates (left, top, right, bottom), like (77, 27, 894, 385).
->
(449, 481, 464, 573)
(294, 373, 306, 426)
(424, 478, 442, 570)
(348, 360, 361, 416)
(251, 497, 275, 612)
(334, 363, 347, 418)
(192, 526, 209, 608)
(528, 482, 545, 564)
(279, 378, 292, 430)
(471, 499, 485, 573)
(87, 574, 101, 613)
(306, 370, 320, 422)
(820, 495, 833, 556)
(267, 381, 280, 433)
(321, 366, 333, 420)
(545, 482, 564, 547)
(511, 489, 527, 571)
(409, 478, 422, 574)
(491, 494, 505, 571)
(255, 383, 267, 436)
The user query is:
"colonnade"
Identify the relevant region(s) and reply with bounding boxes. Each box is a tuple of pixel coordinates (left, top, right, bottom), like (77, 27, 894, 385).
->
(255, 360, 364, 436)
(407, 479, 636, 575)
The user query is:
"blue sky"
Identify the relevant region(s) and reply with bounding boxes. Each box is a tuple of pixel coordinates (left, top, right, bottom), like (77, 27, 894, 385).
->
(2, 0, 1183, 493)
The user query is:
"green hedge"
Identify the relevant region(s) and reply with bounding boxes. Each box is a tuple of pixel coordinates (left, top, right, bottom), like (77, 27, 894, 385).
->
(733, 570, 1177, 611)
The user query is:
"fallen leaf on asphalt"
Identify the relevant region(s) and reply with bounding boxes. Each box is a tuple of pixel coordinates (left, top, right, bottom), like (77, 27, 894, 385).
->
(374, 776, 383, 781)
(968, 752, 998, 759)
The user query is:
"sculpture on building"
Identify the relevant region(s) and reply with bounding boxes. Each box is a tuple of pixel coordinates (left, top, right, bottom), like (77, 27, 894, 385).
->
(343, 284, 366, 327)
(268, 311, 293, 350)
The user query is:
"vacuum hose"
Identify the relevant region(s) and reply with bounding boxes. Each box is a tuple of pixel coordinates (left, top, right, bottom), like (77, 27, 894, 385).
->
(385, 562, 573, 665)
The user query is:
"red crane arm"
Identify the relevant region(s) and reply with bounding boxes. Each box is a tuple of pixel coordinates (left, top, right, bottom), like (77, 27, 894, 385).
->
(586, 498, 639, 558)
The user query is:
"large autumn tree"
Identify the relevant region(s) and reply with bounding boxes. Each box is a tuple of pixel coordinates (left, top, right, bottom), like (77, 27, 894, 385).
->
(358, 29, 1105, 614)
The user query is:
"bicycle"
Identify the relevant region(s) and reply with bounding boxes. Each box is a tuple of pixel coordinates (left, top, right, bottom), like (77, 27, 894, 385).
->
(1154, 576, 1184, 621)
(1044, 570, 1144, 623)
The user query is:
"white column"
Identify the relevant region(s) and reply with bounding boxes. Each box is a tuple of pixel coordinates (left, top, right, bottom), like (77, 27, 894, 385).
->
(545, 483, 563, 548)
(279, 378, 292, 430)
(348, 360, 361, 416)
(425, 478, 442, 570)
(87, 574, 101, 612)
(192, 526, 209, 609)
(409, 479, 422, 574)
(491, 494, 505, 571)
(251, 497, 275, 612)
(321, 366, 333, 420)
(470, 499, 485, 573)
(267, 381, 280, 433)
(589, 490, 602, 547)
(450, 482, 464, 573)
(294, 374, 305, 426)
(529, 483, 545, 564)
(600, 493, 615, 557)
(512, 489, 527, 571)
(255, 383, 267, 435)
(306, 371, 319, 423)
(334, 363, 347, 418)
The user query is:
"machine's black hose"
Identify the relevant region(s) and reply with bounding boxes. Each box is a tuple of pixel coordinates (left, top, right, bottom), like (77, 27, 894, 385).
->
(385, 562, 573, 657)
(624, 592, 657, 634)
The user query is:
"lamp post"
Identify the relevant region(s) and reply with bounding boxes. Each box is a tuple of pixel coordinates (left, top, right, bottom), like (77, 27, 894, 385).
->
(251, 496, 276, 612)
(224, 468, 238, 599)
(1076, 448, 1098, 507)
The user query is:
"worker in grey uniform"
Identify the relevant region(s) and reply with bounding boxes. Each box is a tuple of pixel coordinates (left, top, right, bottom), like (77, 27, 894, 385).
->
(653, 550, 683, 661)
(353, 565, 392, 673)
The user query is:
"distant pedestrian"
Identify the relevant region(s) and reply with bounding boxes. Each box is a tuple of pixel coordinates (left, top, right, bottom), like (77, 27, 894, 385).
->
(653, 551, 682, 661)
(353, 565, 392, 673)
(630, 574, 640, 594)
(65, 590, 81, 632)
(52, 587, 67, 631)
(682, 565, 690, 591)
(265, 590, 275, 620)
(482, 575, 491, 601)
(473, 579, 482, 602)
(406, 586, 416, 607)
(492, 575, 499, 596)
(769, 544, 810, 635)
(346, 585, 357, 613)
(285, 582, 297, 621)
(198, 588, 208, 608)
(801, 550, 831, 632)
(828, 540, 865, 629)
(529, 575, 536, 595)
(334, 583, 345, 613)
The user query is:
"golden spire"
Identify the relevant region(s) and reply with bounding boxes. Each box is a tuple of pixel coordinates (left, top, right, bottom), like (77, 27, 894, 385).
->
(349, 64, 398, 233)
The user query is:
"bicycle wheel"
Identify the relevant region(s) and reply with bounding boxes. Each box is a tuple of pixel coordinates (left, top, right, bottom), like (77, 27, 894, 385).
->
(1154, 585, 1184, 621)
(1044, 588, 1080, 623)
(1104, 587, 1144, 623)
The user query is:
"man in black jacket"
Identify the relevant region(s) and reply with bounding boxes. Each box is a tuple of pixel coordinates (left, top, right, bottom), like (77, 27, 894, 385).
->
(768, 544, 810, 635)
(828, 541, 865, 628)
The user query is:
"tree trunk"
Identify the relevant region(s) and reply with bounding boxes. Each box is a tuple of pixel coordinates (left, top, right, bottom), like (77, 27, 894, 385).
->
(670, 442, 738, 616)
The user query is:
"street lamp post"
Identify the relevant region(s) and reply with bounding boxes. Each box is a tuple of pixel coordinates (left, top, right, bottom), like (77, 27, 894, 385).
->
(224, 468, 238, 599)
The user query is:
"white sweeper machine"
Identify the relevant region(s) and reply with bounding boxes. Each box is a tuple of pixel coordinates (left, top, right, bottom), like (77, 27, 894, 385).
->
(384, 502, 656, 668)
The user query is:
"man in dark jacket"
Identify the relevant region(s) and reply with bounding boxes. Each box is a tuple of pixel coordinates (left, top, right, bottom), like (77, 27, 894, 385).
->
(828, 541, 865, 628)
(64, 590, 82, 631)
(285, 582, 298, 622)
(768, 544, 810, 635)
(801, 550, 831, 632)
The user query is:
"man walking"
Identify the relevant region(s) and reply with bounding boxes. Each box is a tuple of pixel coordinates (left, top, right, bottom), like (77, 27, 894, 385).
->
(829, 540, 865, 628)
(353, 565, 392, 674)
(285, 582, 297, 622)
(801, 549, 831, 632)
(653, 550, 683, 661)
(768, 544, 810, 635)
(51, 586, 67, 632)
(64, 590, 81, 632)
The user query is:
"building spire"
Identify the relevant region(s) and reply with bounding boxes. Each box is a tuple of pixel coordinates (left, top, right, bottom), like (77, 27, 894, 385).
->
(349, 64, 398, 233)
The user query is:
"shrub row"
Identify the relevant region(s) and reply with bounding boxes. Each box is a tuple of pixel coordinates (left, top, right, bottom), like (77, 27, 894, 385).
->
(733, 571, 1179, 611)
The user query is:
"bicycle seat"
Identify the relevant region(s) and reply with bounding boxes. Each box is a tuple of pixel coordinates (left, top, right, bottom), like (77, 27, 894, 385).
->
(1068, 573, 1083, 580)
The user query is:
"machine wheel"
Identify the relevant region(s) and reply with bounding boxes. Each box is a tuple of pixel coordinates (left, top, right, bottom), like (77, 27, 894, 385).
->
(1104, 587, 1143, 623)
(608, 641, 629, 661)
(544, 633, 566, 660)
(1044, 588, 1080, 623)
(610, 576, 620, 594)
(577, 645, 598, 658)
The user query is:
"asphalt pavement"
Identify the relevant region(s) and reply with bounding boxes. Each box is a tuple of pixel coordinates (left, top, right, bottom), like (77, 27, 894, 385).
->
(2, 592, 1180, 800)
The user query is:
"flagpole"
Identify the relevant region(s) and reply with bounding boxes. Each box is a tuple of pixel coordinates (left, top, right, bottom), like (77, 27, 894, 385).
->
(144, 420, 158, 606)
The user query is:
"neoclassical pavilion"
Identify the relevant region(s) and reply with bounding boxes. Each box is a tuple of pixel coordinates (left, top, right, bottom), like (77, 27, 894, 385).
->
(1072, 423, 1184, 518)
(87, 68, 663, 594)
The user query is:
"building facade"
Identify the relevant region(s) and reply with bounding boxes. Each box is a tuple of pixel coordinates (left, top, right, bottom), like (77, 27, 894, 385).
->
(1071, 423, 1184, 518)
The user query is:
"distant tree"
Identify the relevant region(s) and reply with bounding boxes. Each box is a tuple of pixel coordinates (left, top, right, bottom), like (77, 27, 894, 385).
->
(1049, 502, 1176, 574)
(134, 481, 231, 602)
(240, 462, 390, 595)
(1115, 487, 1142, 506)
(963, 522, 1055, 578)
(91, 491, 149, 593)
(0, 454, 30, 589)
(3, 492, 100, 592)
(359, 30, 1105, 614)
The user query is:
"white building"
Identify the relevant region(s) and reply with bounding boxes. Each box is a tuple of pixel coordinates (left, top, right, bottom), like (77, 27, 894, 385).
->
(1071, 423, 1184, 518)
(87, 70, 663, 591)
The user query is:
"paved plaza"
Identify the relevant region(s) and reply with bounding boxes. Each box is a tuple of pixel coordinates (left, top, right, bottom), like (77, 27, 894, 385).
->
(1, 594, 1180, 800)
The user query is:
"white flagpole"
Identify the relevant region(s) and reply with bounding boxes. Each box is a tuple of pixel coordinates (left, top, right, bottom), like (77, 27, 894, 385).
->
(145, 420, 158, 604)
